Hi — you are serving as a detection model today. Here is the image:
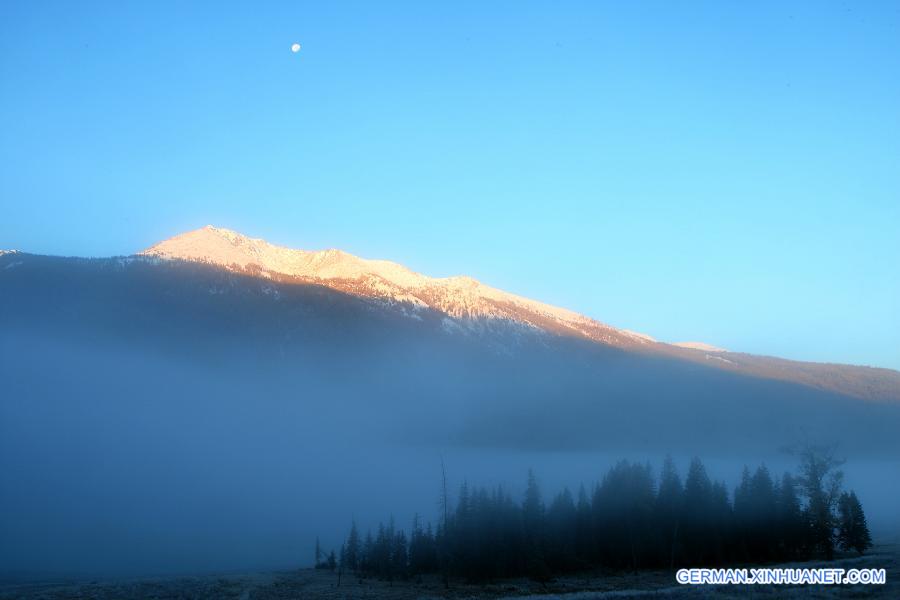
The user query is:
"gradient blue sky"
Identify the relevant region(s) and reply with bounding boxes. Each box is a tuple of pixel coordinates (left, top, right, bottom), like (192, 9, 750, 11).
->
(1, 1, 898, 369)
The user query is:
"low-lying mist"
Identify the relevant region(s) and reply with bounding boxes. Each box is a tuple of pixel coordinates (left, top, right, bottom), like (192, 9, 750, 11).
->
(2, 258, 899, 578)
(2, 332, 898, 579)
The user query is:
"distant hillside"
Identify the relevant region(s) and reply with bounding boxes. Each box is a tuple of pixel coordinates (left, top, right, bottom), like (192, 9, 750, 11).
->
(135, 225, 900, 402)
(2, 251, 899, 457)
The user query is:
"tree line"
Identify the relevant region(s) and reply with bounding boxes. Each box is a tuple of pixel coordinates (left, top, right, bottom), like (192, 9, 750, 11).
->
(321, 446, 872, 583)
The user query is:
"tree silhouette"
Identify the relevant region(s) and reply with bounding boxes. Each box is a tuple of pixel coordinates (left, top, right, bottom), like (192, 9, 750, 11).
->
(344, 520, 360, 572)
(314, 536, 325, 569)
(775, 473, 805, 559)
(656, 455, 684, 568)
(682, 458, 716, 564)
(837, 491, 872, 555)
(574, 485, 592, 566)
(546, 488, 578, 572)
(736, 466, 777, 561)
(336, 453, 867, 582)
(522, 469, 549, 580)
(796, 444, 844, 560)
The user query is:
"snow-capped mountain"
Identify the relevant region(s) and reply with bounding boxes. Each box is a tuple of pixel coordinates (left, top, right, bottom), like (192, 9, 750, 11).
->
(132, 225, 900, 401)
(3, 227, 897, 402)
(141, 225, 659, 347)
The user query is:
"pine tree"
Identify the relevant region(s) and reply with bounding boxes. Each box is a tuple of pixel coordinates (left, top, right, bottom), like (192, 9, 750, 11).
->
(708, 480, 732, 564)
(345, 519, 360, 572)
(775, 473, 805, 559)
(682, 457, 714, 564)
(656, 456, 683, 567)
(522, 469, 549, 580)
(837, 491, 873, 555)
(409, 515, 438, 576)
(574, 484, 592, 565)
(375, 522, 391, 579)
(732, 466, 753, 560)
(362, 530, 374, 575)
(546, 488, 577, 572)
(391, 530, 409, 580)
(438, 457, 451, 588)
(747, 466, 777, 561)
(592, 461, 655, 569)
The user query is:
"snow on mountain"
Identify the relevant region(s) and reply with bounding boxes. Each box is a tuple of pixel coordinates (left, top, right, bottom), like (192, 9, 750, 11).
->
(673, 341, 728, 352)
(622, 330, 657, 343)
(1, 250, 23, 270)
(140, 226, 656, 347)
(6, 234, 899, 401)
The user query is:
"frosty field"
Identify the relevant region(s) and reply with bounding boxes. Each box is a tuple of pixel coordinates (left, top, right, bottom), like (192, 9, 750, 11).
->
(2, 543, 896, 600)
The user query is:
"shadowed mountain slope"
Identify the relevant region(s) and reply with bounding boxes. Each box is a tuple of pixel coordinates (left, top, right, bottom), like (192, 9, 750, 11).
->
(135, 226, 900, 402)
(2, 250, 899, 457)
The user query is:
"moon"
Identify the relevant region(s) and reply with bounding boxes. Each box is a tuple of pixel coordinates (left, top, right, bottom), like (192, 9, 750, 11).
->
(291, 43, 301, 53)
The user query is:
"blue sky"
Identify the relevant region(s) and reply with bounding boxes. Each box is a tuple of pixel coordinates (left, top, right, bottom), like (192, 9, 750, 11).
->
(1, 1, 898, 369)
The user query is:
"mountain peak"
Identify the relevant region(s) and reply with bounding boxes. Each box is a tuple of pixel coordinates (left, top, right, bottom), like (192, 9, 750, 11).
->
(139, 226, 650, 345)
(142, 226, 455, 294)
(201, 224, 235, 235)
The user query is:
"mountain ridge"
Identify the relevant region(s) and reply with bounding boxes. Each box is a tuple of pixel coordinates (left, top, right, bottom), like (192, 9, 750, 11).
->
(2, 228, 898, 403)
(140, 225, 706, 353)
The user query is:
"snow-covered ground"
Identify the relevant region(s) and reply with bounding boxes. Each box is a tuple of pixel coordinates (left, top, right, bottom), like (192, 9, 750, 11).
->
(3, 543, 896, 599)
